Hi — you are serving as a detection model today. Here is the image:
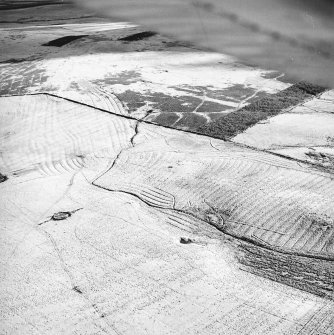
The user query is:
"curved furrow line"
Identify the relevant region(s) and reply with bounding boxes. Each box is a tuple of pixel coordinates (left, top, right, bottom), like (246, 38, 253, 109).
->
(209, 149, 308, 175)
(49, 155, 66, 175)
(20, 102, 49, 173)
(290, 223, 322, 252)
(214, 155, 263, 177)
(58, 157, 75, 173)
(300, 228, 331, 253)
(64, 156, 82, 172)
(271, 212, 306, 248)
(166, 211, 201, 229)
(234, 203, 287, 239)
(230, 170, 321, 232)
(136, 188, 175, 209)
(39, 99, 60, 146)
(158, 158, 286, 239)
(1, 95, 134, 176)
(234, 187, 328, 251)
(190, 176, 252, 215)
(204, 178, 329, 256)
(84, 84, 111, 112)
(307, 225, 334, 254)
(197, 162, 244, 201)
(247, 188, 307, 238)
(131, 151, 164, 170)
(137, 127, 171, 142)
(36, 161, 50, 177)
(106, 178, 176, 209)
(138, 186, 174, 202)
(130, 151, 168, 170)
(281, 220, 315, 251)
(76, 81, 124, 116)
(112, 118, 133, 153)
(213, 186, 252, 215)
(297, 231, 334, 256)
(165, 216, 195, 233)
(72, 156, 85, 169)
(90, 85, 114, 114)
(145, 167, 176, 188)
(321, 236, 334, 254)
(261, 179, 334, 241)
(206, 161, 272, 207)
(274, 170, 328, 199)
(187, 161, 250, 204)
(256, 211, 302, 247)
(37, 160, 53, 176)
(240, 194, 289, 235)
(136, 190, 174, 206)
(93, 125, 334, 259)
(142, 160, 207, 206)
(246, 154, 310, 173)
(166, 220, 194, 233)
(44, 156, 63, 175)
(60, 115, 84, 158)
(219, 183, 270, 225)
(93, 84, 127, 116)
(57, 157, 76, 174)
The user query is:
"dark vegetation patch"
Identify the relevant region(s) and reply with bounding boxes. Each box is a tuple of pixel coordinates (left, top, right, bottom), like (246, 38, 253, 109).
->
(112, 90, 147, 111)
(115, 90, 202, 115)
(180, 237, 194, 244)
(118, 31, 157, 42)
(150, 93, 201, 114)
(113, 86, 271, 130)
(0, 1, 69, 10)
(297, 81, 327, 95)
(42, 35, 88, 47)
(0, 173, 8, 183)
(162, 40, 194, 48)
(154, 112, 180, 126)
(0, 56, 38, 64)
(174, 113, 207, 130)
(198, 82, 327, 139)
(237, 242, 334, 300)
(196, 101, 232, 113)
(114, 89, 231, 129)
(208, 112, 229, 121)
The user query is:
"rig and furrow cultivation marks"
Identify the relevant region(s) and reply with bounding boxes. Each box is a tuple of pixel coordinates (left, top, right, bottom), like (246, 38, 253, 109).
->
(0, 94, 135, 176)
(95, 123, 334, 260)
